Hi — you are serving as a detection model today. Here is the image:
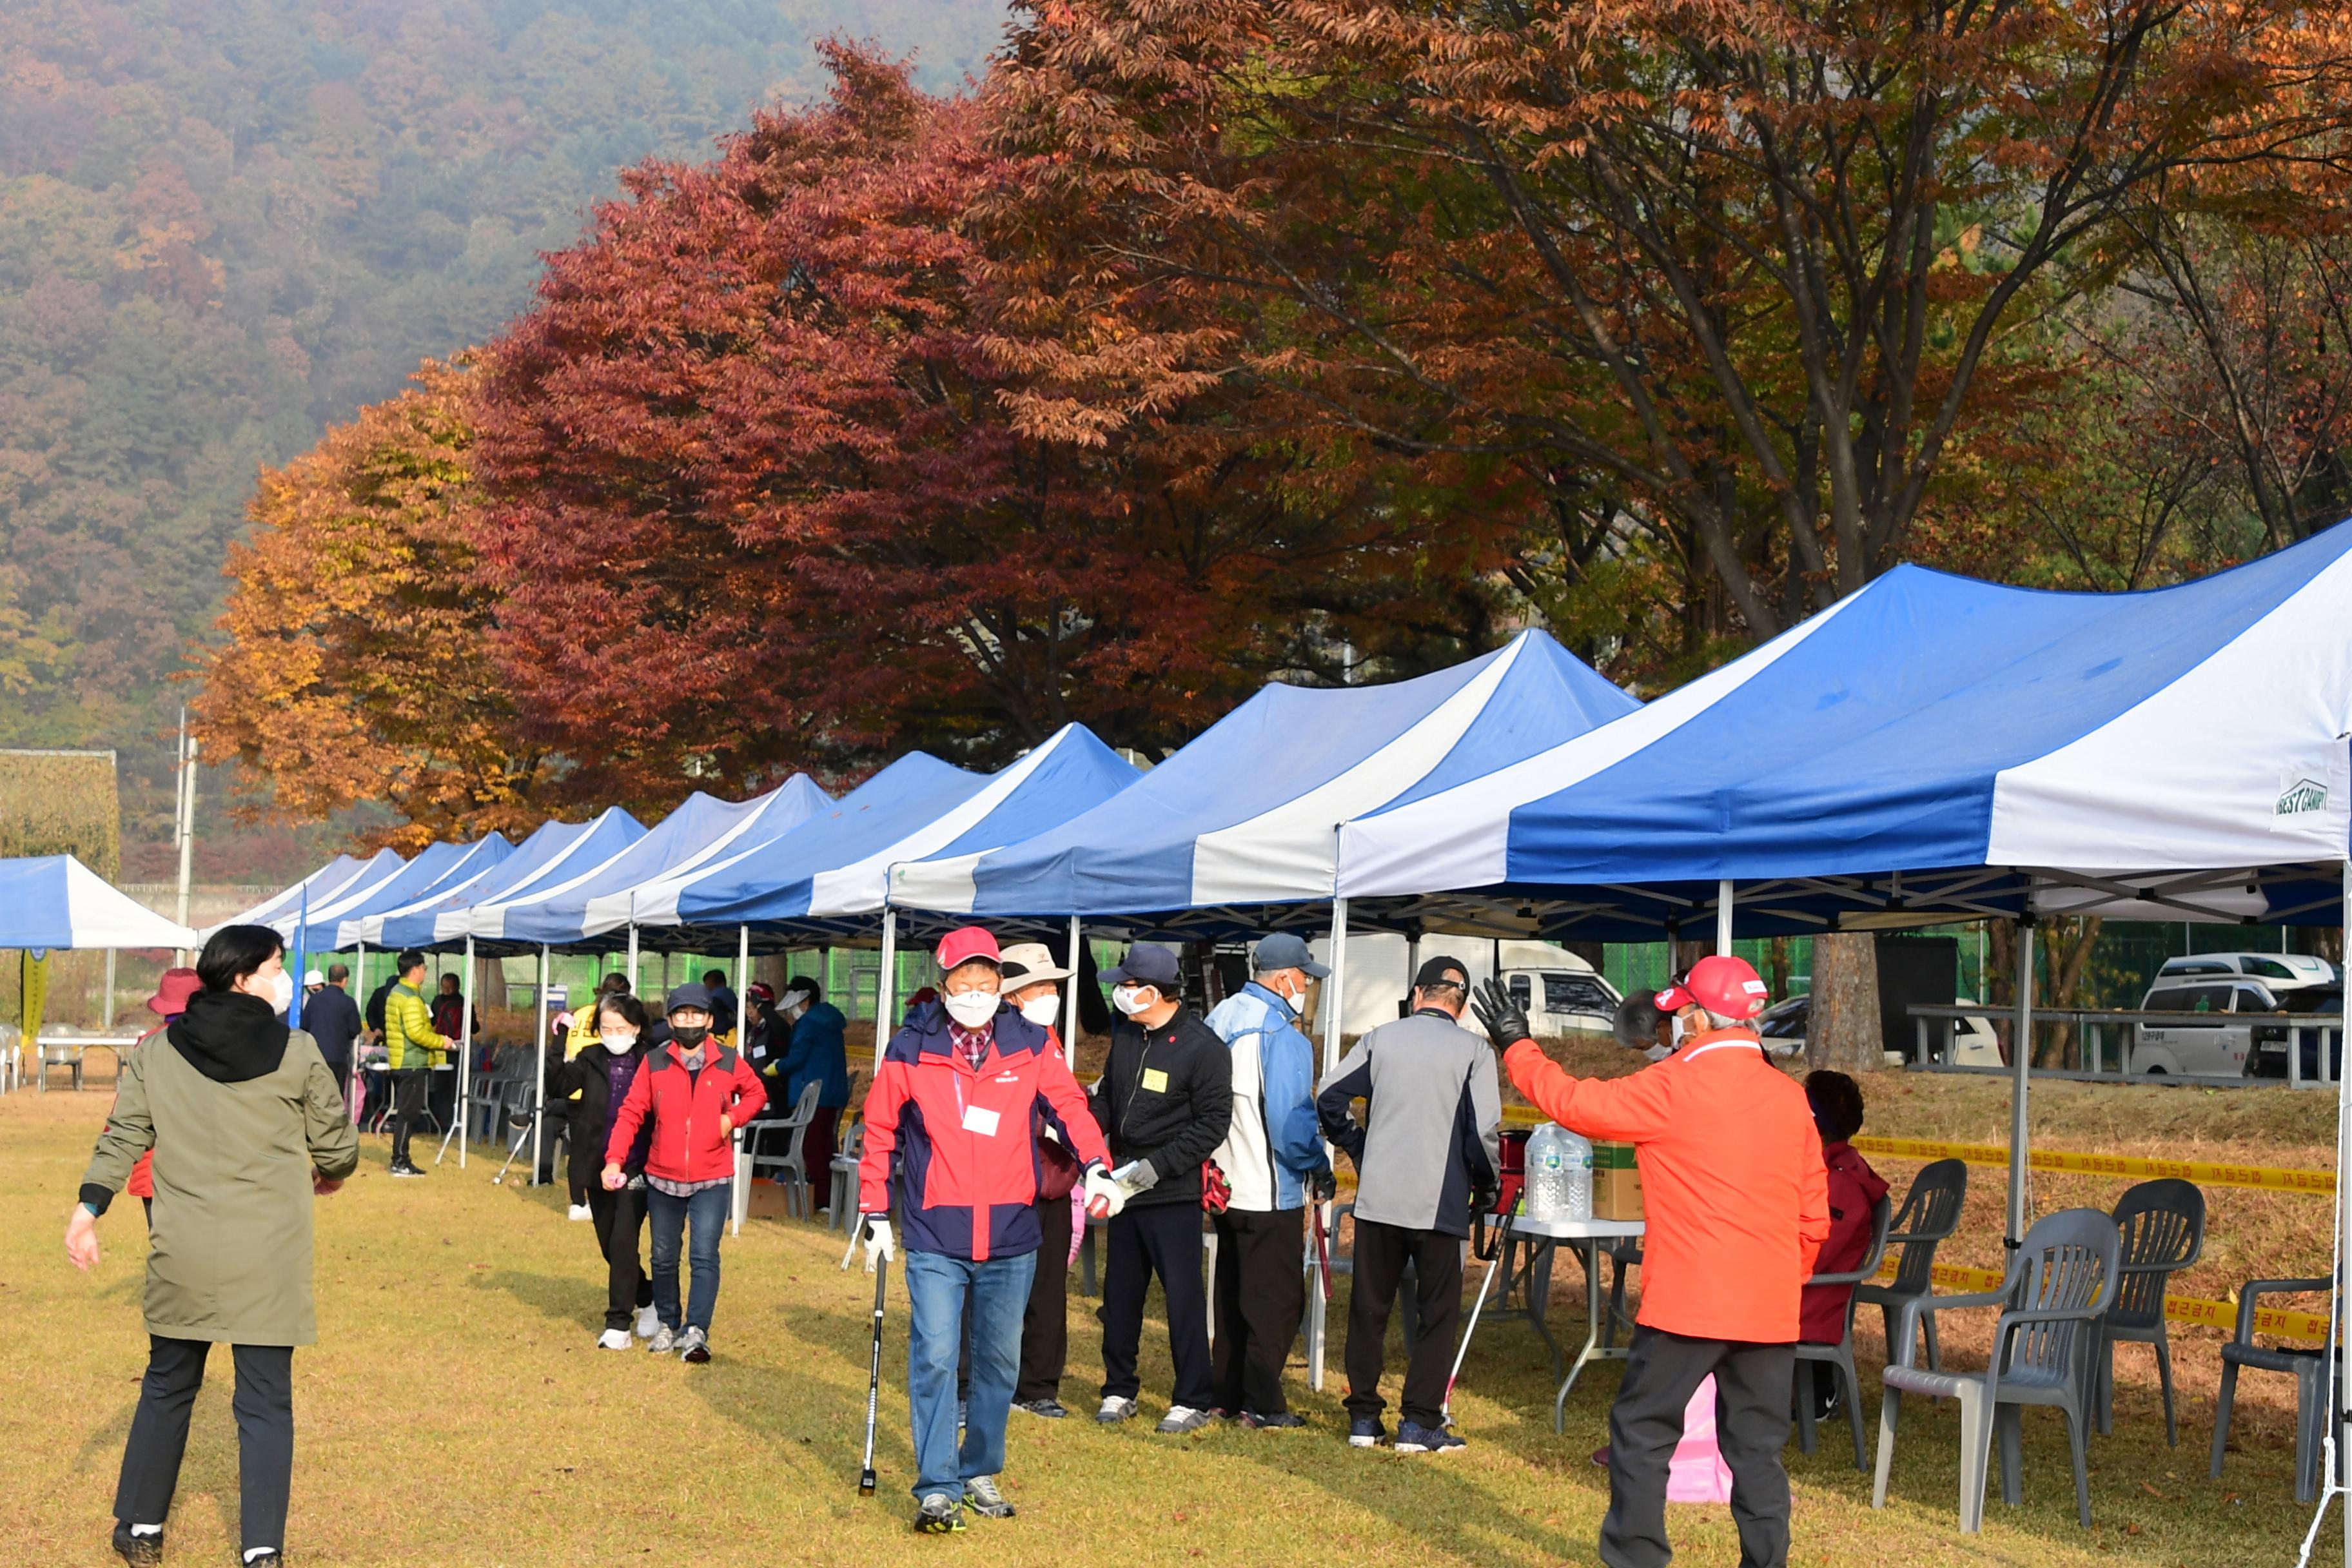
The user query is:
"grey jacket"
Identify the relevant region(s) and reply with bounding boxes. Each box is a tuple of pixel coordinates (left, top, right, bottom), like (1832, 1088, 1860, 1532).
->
(1316, 1010, 1502, 1239)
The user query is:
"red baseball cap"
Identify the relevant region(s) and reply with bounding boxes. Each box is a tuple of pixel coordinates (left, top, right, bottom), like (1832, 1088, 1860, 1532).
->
(147, 967, 201, 1018)
(1653, 955, 1771, 1021)
(936, 926, 1001, 972)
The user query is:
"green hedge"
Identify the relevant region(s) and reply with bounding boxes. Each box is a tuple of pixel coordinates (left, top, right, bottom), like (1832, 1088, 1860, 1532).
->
(0, 750, 120, 877)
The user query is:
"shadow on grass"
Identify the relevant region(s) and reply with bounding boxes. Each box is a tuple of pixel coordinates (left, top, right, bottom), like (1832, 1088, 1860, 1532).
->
(472, 1268, 604, 1333)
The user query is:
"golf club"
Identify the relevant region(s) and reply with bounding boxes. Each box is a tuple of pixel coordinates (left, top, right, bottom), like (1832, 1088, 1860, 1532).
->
(1443, 1207, 1515, 1424)
(859, 1245, 888, 1496)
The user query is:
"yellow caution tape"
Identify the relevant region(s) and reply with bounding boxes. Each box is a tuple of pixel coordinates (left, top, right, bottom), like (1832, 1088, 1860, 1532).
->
(1875, 1260, 2333, 1340)
(1851, 1135, 2335, 1197)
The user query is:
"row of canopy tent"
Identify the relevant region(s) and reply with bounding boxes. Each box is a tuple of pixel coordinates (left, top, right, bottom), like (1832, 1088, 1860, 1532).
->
(216, 523, 2352, 1428)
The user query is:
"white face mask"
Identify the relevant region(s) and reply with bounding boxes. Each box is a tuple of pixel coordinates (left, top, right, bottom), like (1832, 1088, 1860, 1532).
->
(600, 1030, 638, 1054)
(1019, 995, 1061, 1028)
(1669, 1013, 1687, 1050)
(1112, 984, 1155, 1017)
(271, 969, 295, 1014)
(943, 989, 999, 1028)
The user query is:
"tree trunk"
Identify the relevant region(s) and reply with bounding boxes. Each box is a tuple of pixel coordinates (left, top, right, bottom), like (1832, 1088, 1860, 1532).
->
(1767, 936, 1792, 1001)
(1564, 939, 1607, 974)
(1807, 933, 1883, 1072)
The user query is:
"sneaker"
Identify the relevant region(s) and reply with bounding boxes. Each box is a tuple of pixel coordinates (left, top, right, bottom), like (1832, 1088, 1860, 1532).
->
(678, 1326, 710, 1363)
(111, 1523, 163, 1566)
(1157, 1404, 1213, 1434)
(596, 1328, 632, 1351)
(1590, 1446, 1611, 1469)
(1096, 1395, 1138, 1424)
(634, 1306, 660, 1338)
(963, 1475, 1016, 1519)
(1348, 1416, 1386, 1448)
(1241, 1409, 1305, 1429)
(389, 1161, 426, 1179)
(647, 1325, 676, 1354)
(1393, 1420, 1465, 1454)
(567, 1203, 593, 1222)
(1014, 1398, 1067, 1419)
(912, 1493, 965, 1534)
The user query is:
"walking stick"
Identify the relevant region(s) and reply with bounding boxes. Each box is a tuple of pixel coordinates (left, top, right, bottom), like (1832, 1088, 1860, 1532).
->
(858, 1248, 889, 1496)
(1310, 1199, 1334, 1300)
(1444, 1208, 1516, 1424)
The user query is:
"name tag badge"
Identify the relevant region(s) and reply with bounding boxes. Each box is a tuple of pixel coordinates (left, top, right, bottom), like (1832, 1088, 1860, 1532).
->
(1141, 1068, 1169, 1093)
(961, 1104, 1001, 1137)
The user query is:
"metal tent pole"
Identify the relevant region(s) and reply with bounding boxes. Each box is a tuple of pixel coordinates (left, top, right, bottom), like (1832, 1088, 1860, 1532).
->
(876, 908, 899, 1053)
(1310, 895, 1349, 1393)
(458, 934, 475, 1168)
(1716, 879, 1735, 957)
(733, 922, 750, 1237)
(103, 950, 115, 1030)
(1064, 915, 1082, 1068)
(627, 905, 640, 992)
(353, 942, 366, 1110)
(2006, 919, 2035, 1248)
(531, 945, 551, 1186)
(2338, 857, 2351, 1558)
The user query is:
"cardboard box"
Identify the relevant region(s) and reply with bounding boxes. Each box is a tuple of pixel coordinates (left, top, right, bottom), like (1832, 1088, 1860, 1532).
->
(1592, 1141, 1643, 1221)
(744, 1180, 801, 1221)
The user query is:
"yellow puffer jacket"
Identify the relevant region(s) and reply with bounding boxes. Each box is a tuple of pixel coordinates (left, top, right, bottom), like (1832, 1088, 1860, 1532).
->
(383, 982, 446, 1070)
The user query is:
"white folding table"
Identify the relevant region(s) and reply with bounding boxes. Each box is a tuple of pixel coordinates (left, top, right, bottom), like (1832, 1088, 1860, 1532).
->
(1470, 1213, 1645, 1431)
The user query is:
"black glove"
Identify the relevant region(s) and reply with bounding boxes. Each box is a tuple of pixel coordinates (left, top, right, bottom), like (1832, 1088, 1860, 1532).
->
(1310, 1168, 1337, 1204)
(1470, 978, 1530, 1051)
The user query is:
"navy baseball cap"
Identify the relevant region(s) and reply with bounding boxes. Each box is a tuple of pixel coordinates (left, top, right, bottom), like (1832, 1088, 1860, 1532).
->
(665, 982, 714, 1015)
(1252, 932, 1329, 979)
(1101, 943, 1181, 988)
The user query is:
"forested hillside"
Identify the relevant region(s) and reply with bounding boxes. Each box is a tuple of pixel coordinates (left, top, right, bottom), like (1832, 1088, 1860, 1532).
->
(0, 0, 1004, 874)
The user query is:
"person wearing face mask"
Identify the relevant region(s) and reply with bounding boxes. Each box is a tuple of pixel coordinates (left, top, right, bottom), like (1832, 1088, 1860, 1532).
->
(992, 943, 1084, 1418)
(1088, 942, 1233, 1435)
(1200, 932, 1335, 1428)
(546, 994, 660, 1347)
(856, 927, 1124, 1534)
(1471, 955, 1828, 1568)
(772, 973, 850, 1212)
(382, 950, 455, 1179)
(602, 983, 767, 1364)
(67, 924, 358, 1568)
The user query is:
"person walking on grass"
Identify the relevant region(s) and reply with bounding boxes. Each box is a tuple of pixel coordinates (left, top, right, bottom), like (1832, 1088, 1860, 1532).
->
(382, 950, 452, 1178)
(603, 983, 764, 1363)
(1317, 955, 1502, 1455)
(1202, 932, 1335, 1429)
(1090, 941, 1232, 1435)
(857, 926, 1126, 1534)
(549, 993, 660, 1348)
(1472, 955, 1827, 1568)
(67, 924, 358, 1568)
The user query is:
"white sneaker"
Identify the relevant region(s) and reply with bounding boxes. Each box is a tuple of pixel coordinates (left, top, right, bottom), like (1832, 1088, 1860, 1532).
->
(634, 1306, 660, 1338)
(1096, 1396, 1138, 1424)
(567, 1203, 593, 1222)
(1157, 1405, 1212, 1434)
(596, 1329, 631, 1351)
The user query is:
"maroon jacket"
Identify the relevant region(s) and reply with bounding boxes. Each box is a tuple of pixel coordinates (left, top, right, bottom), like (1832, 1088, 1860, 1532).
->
(606, 1040, 767, 1185)
(1799, 1139, 1890, 1342)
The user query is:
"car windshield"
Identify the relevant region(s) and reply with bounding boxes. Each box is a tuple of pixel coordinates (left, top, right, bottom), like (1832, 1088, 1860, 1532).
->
(1544, 975, 1614, 1013)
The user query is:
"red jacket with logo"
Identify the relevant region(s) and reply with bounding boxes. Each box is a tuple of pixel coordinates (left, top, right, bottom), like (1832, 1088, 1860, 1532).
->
(858, 1003, 1110, 1261)
(605, 1040, 767, 1184)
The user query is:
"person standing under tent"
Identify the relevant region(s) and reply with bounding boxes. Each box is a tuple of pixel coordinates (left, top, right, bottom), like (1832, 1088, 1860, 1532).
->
(66, 923, 358, 1568)
(702, 968, 739, 1040)
(1089, 941, 1233, 1435)
(856, 926, 1126, 1533)
(304, 963, 362, 1096)
(602, 983, 765, 1364)
(549, 993, 660, 1347)
(1471, 956, 1827, 1568)
(383, 950, 452, 1179)
(431, 972, 480, 1056)
(1798, 1070, 1886, 1420)
(119, 968, 201, 1227)
(1202, 932, 1335, 1428)
(995, 943, 1085, 1418)
(1316, 955, 1502, 1454)
(773, 973, 850, 1211)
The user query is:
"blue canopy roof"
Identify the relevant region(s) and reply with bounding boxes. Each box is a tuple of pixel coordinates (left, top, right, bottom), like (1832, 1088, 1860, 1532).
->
(892, 630, 1638, 928)
(283, 835, 512, 954)
(360, 807, 650, 952)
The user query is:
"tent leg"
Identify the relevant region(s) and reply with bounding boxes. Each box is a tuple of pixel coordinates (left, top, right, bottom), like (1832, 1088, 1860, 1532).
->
(103, 949, 115, 1030)
(876, 908, 898, 1052)
(1717, 879, 1735, 957)
(1065, 916, 1083, 1068)
(459, 934, 474, 1168)
(627, 917, 639, 993)
(1311, 896, 1349, 1394)
(734, 923, 750, 1237)
(2339, 858, 2351, 1562)
(353, 943, 366, 1110)
(2006, 919, 2035, 1248)
(531, 945, 550, 1186)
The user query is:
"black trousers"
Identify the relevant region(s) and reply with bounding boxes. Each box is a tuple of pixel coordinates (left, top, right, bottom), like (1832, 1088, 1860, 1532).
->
(115, 1337, 293, 1554)
(1344, 1218, 1462, 1428)
(1017, 1193, 1072, 1402)
(1211, 1205, 1306, 1415)
(1099, 1201, 1212, 1409)
(387, 1069, 428, 1166)
(1602, 1326, 1794, 1568)
(587, 1180, 653, 1330)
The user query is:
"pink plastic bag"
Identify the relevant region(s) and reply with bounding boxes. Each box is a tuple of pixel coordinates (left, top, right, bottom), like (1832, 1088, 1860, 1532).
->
(1666, 1375, 1734, 1504)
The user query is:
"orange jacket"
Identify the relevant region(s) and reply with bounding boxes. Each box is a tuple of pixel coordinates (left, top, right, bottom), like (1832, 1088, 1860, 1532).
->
(1505, 1028, 1828, 1342)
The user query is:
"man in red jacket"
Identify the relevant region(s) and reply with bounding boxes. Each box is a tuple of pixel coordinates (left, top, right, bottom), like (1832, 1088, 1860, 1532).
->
(603, 983, 765, 1364)
(857, 927, 1125, 1534)
(1473, 956, 1827, 1568)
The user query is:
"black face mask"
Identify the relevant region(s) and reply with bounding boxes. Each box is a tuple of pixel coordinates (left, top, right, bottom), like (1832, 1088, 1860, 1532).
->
(670, 1024, 709, 1050)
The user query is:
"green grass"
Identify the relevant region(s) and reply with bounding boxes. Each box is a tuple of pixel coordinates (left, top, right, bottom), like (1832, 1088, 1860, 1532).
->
(0, 1079, 2339, 1567)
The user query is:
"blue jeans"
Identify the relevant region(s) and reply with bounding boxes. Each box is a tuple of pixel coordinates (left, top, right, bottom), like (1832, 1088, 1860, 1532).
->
(647, 1184, 730, 1333)
(903, 1247, 1037, 1501)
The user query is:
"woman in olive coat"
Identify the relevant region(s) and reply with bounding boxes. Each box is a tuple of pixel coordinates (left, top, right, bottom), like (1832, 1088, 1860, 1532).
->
(66, 924, 358, 1568)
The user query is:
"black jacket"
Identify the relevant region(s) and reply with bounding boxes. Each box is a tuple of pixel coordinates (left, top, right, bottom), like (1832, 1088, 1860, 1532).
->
(302, 985, 362, 1071)
(1090, 1008, 1233, 1210)
(546, 1043, 652, 1185)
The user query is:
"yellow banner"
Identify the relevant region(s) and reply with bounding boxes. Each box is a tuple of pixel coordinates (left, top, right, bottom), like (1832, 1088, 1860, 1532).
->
(1851, 1135, 2335, 1197)
(1879, 1260, 2332, 1340)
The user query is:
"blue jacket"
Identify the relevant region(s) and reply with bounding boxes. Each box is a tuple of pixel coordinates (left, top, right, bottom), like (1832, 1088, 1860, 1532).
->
(1203, 981, 1330, 1210)
(778, 1000, 850, 1110)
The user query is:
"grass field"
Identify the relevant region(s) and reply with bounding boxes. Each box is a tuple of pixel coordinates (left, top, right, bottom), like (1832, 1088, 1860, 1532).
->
(1, 1066, 2344, 1568)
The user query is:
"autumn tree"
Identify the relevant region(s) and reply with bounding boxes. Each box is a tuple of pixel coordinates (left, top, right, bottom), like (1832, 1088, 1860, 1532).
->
(194, 358, 548, 852)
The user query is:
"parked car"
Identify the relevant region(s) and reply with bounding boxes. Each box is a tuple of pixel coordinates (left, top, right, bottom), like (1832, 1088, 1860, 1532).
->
(1748, 993, 2003, 1067)
(2247, 982, 2344, 1079)
(1502, 966, 1625, 1038)
(2132, 979, 2277, 1077)
(2155, 952, 2336, 988)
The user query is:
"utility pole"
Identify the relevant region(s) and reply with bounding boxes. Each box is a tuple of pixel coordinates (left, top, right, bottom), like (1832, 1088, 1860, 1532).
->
(174, 706, 197, 963)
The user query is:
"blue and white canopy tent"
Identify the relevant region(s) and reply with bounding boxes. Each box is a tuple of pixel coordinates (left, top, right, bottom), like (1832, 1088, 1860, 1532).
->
(0, 855, 199, 951)
(219, 852, 375, 937)
(354, 810, 642, 954)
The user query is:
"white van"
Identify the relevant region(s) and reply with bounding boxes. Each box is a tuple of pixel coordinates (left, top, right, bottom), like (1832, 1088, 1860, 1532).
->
(1502, 966, 1625, 1038)
(2155, 952, 2336, 988)
(2133, 979, 2271, 1077)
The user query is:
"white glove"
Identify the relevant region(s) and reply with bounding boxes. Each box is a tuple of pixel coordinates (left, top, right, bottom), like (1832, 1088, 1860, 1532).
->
(1083, 1167, 1127, 1219)
(861, 1214, 895, 1273)
(1111, 1158, 1160, 1196)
